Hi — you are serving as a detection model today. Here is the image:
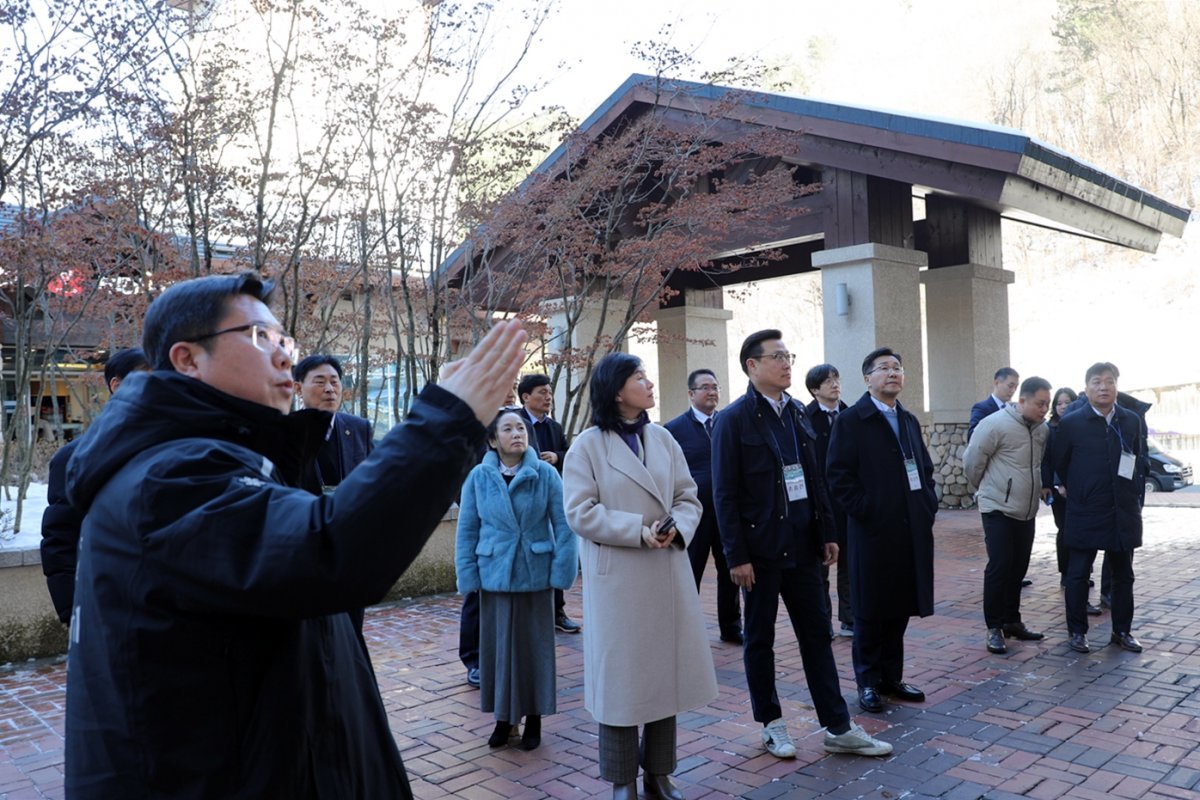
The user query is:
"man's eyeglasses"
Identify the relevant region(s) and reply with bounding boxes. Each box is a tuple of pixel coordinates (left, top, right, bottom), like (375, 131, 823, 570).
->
(867, 363, 904, 375)
(690, 384, 720, 393)
(191, 323, 297, 360)
(755, 352, 795, 365)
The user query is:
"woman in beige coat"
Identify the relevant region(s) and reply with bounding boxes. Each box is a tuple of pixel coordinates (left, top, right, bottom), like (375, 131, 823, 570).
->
(563, 353, 718, 800)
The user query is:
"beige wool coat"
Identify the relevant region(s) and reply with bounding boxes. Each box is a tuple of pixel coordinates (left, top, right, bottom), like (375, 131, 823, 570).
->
(563, 424, 718, 727)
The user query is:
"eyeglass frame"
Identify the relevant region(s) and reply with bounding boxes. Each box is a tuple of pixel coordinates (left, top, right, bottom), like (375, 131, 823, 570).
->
(689, 382, 721, 392)
(190, 323, 297, 360)
(753, 351, 796, 366)
(865, 363, 905, 375)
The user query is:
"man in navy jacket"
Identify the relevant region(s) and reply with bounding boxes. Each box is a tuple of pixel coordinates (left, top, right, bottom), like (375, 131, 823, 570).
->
(967, 367, 1019, 442)
(664, 368, 742, 644)
(826, 347, 937, 714)
(713, 330, 891, 761)
(1054, 362, 1144, 654)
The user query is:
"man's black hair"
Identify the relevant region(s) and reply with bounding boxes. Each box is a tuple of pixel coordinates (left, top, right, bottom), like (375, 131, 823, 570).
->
(103, 348, 149, 388)
(738, 329, 782, 375)
(517, 373, 551, 404)
(861, 347, 901, 376)
(588, 353, 642, 431)
(294, 354, 344, 383)
(994, 367, 1019, 381)
(143, 272, 274, 371)
(1018, 376, 1052, 398)
(804, 363, 839, 395)
(687, 368, 716, 389)
(1084, 361, 1120, 383)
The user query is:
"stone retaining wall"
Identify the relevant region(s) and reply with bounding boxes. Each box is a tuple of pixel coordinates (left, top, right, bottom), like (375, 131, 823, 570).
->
(927, 422, 976, 510)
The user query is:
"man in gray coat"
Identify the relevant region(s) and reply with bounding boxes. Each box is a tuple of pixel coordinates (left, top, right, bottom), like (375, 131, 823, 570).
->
(963, 376, 1052, 655)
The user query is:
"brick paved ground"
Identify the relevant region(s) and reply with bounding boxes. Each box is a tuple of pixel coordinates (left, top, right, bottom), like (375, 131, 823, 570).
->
(3, 507, 1199, 799)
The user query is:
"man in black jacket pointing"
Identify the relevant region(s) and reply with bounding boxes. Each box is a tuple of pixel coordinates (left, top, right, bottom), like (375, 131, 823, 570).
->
(63, 272, 525, 799)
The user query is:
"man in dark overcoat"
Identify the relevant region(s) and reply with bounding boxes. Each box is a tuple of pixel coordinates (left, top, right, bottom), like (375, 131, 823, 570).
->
(664, 368, 742, 643)
(1054, 361, 1144, 654)
(826, 346, 937, 714)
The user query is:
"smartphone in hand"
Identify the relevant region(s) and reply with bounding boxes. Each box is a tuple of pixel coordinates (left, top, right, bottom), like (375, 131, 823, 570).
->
(655, 513, 676, 537)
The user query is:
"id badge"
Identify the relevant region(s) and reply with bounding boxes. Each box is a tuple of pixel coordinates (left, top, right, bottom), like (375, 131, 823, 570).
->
(904, 458, 922, 491)
(1117, 451, 1136, 480)
(783, 463, 808, 502)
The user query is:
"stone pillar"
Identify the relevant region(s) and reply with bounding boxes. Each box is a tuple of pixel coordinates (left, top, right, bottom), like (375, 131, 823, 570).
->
(812, 243, 929, 415)
(651, 288, 734, 422)
(921, 263, 1014, 508)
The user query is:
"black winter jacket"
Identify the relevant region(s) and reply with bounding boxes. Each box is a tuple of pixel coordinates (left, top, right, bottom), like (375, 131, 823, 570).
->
(64, 371, 482, 799)
(40, 437, 82, 623)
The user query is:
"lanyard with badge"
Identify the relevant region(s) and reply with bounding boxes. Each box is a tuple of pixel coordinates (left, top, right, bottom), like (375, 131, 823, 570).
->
(891, 409, 923, 492)
(767, 403, 808, 503)
(1108, 416, 1136, 480)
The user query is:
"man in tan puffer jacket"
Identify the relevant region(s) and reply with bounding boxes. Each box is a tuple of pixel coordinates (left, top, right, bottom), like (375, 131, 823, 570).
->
(963, 376, 1052, 656)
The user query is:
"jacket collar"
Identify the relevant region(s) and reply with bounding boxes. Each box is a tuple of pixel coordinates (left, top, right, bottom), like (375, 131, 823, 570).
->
(603, 426, 670, 511)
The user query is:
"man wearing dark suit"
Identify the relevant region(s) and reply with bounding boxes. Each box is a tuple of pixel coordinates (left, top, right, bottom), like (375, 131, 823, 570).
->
(1054, 362, 1144, 654)
(826, 347, 937, 714)
(804, 363, 851, 638)
(516, 374, 580, 633)
(294, 355, 375, 637)
(664, 368, 743, 644)
(967, 367, 1020, 442)
(713, 330, 892, 760)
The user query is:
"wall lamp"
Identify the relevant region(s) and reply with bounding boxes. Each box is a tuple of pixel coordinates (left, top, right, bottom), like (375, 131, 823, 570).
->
(835, 282, 851, 317)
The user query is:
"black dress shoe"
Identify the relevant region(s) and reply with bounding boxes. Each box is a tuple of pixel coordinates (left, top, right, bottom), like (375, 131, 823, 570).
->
(1110, 631, 1143, 653)
(612, 783, 637, 800)
(719, 629, 744, 645)
(555, 614, 582, 633)
(643, 773, 685, 800)
(1068, 633, 1090, 653)
(987, 627, 1007, 654)
(1086, 602, 1103, 616)
(1002, 623, 1045, 641)
(858, 686, 884, 712)
(878, 680, 925, 702)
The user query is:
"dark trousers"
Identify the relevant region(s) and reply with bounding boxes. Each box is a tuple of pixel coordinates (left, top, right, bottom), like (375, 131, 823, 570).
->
(823, 526, 852, 626)
(741, 559, 850, 731)
(686, 515, 741, 636)
(981, 511, 1036, 629)
(852, 616, 910, 689)
(598, 717, 675, 784)
(1051, 490, 1068, 576)
(1065, 548, 1135, 635)
(459, 590, 479, 669)
(555, 588, 566, 617)
(1099, 549, 1132, 599)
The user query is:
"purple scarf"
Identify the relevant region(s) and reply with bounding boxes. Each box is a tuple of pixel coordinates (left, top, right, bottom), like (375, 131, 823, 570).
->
(615, 412, 651, 457)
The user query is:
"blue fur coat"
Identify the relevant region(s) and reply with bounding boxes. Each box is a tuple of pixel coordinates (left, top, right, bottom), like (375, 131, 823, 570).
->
(455, 447, 578, 593)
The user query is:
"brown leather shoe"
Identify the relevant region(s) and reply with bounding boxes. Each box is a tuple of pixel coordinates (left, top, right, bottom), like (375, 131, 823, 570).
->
(643, 773, 685, 800)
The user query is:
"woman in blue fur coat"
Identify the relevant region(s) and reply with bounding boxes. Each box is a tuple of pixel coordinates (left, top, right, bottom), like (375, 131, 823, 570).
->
(456, 408, 578, 750)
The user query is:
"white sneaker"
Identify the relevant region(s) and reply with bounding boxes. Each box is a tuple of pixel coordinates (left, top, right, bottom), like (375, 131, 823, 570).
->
(823, 722, 893, 757)
(761, 718, 797, 759)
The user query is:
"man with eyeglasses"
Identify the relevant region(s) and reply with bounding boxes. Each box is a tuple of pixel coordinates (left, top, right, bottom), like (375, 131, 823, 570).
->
(665, 368, 743, 645)
(712, 330, 892, 760)
(803, 363, 852, 639)
(826, 347, 937, 714)
(61, 273, 526, 798)
(1053, 362, 1144, 654)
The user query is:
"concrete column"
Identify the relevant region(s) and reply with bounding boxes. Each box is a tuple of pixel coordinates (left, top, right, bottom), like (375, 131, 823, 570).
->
(812, 243, 929, 415)
(652, 288, 734, 421)
(921, 263, 1015, 423)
